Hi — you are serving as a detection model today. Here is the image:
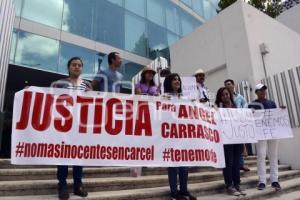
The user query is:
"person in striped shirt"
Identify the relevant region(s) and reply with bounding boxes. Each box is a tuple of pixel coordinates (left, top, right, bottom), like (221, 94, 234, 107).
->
(52, 57, 91, 200)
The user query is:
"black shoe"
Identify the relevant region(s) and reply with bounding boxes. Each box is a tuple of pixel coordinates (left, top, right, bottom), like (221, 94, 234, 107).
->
(74, 185, 88, 197)
(58, 185, 69, 200)
(271, 182, 281, 191)
(180, 191, 197, 200)
(257, 183, 266, 190)
(170, 192, 187, 200)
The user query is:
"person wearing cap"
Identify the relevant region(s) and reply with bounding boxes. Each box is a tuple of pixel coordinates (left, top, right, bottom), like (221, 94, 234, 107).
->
(194, 69, 209, 103)
(224, 79, 251, 172)
(135, 66, 159, 96)
(248, 83, 282, 191)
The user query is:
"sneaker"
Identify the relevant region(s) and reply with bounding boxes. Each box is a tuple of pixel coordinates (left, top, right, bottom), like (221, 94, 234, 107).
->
(170, 192, 187, 200)
(257, 183, 266, 190)
(226, 186, 240, 196)
(180, 191, 197, 200)
(235, 185, 246, 196)
(74, 185, 88, 197)
(58, 185, 69, 200)
(271, 182, 281, 191)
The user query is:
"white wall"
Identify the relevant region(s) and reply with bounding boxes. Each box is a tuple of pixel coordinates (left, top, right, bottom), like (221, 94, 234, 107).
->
(277, 4, 300, 34)
(170, 0, 300, 92)
(241, 2, 300, 83)
(278, 128, 300, 170)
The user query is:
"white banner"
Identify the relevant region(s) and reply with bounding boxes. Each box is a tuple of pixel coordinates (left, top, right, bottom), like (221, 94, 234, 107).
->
(160, 77, 199, 99)
(253, 108, 293, 140)
(217, 108, 257, 144)
(11, 87, 225, 168)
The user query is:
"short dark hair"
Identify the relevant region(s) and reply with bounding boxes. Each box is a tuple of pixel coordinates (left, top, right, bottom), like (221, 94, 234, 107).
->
(224, 79, 235, 85)
(108, 52, 119, 65)
(215, 87, 235, 107)
(163, 73, 182, 94)
(160, 68, 171, 77)
(67, 57, 83, 68)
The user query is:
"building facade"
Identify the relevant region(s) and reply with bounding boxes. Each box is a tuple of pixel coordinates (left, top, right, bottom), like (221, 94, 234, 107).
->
(10, 0, 219, 82)
(0, 0, 219, 155)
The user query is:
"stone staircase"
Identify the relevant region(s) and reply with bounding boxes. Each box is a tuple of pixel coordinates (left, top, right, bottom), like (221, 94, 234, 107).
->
(0, 156, 299, 200)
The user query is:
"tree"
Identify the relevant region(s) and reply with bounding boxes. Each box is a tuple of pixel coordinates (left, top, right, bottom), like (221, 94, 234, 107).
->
(217, 0, 282, 18)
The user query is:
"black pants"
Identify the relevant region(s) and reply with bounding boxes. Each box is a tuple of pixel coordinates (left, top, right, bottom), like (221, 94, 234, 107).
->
(223, 144, 243, 187)
(168, 167, 188, 194)
(57, 165, 83, 188)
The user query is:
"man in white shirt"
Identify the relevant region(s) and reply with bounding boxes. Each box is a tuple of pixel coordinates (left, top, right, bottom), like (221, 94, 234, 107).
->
(194, 68, 209, 103)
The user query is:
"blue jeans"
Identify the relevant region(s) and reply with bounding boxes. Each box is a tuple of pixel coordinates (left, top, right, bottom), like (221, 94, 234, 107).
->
(57, 165, 83, 188)
(168, 167, 188, 194)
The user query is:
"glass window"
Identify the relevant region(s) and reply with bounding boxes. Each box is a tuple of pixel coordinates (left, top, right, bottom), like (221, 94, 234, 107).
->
(203, 0, 216, 19)
(10, 30, 18, 62)
(180, 12, 194, 36)
(124, 12, 147, 57)
(94, 0, 124, 49)
(13, 0, 23, 16)
(62, 0, 94, 39)
(166, 3, 180, 35)
(192, 0, 204, 17)
(15, 31, 59, 72)
(119, 60, 143, 83)
(125, 0, 145, 17)
(147, 0, 165, 27)
(22, 0, 63, 28)
(59, 42, 95, 76)
(148, 21, 168, 59)
(181, 0, 192, 7)
(107, 0, 123, 7)
(167, 31, 180, 46)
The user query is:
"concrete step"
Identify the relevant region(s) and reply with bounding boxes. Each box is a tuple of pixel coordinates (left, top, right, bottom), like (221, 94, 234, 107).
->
(199, 177, 300, 200)
(0, 156, 258, 169)
(0, 165, 295, 197)
(0, 159, 273, 181)
(1, 170, 299, 200)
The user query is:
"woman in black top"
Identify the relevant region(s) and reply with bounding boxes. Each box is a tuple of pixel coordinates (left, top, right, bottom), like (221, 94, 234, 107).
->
(215, 87, 246, 197)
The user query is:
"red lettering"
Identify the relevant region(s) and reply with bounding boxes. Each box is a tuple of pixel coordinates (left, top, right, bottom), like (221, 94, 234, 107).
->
(134, 101, 152, 136)
(54, 94, 73, 132)
(16, 91, 33, 130)
(105, 98, 123, 135)
(31, 93, 53, 131)
(77, 96, 94, 133)
(93, 98, 103, 134)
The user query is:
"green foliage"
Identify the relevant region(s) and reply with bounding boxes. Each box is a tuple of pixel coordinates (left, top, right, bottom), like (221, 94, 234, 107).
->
(217, 0, 282, 18)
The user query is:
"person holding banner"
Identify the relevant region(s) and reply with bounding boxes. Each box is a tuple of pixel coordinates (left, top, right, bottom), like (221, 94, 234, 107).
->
(92, 52, 123, 92)
(215, 87, 246, 196)
(163, 73, 197, 200)
(248, 83, 281, 191)
(224, 79, 250, 172)
(52, 57, 90, 200)
(194, 69, 209, 103)
(135, 66, 159, 96)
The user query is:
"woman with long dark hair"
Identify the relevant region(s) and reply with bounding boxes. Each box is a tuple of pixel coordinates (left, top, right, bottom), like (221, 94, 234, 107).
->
(163, 73, 196, 200)
(215, 87, 246, 197)
(135, 66, 159, 96)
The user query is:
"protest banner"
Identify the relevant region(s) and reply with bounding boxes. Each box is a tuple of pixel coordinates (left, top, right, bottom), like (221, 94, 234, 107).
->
(160, 77, 199, 99)
(216, 108, 257, 144)
(253, 108, 293, 140)
(11, 87, 225, 168)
